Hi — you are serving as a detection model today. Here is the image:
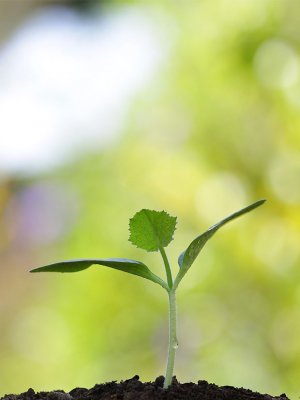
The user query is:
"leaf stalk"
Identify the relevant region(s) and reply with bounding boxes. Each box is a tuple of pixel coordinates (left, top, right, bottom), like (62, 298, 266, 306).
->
(159, 246, 173, 289)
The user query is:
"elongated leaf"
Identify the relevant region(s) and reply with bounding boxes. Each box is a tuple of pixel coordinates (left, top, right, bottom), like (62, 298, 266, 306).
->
(30, 258, 169, 291)
(174, 200, 266, 289)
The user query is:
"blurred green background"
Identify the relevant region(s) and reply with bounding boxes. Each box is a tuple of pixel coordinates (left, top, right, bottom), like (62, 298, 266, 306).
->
(1, 0, 300, 398)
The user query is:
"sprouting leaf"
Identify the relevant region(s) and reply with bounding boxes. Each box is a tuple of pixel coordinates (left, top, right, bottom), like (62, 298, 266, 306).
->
(174, 200, 266, 288)
(129, 209, 177, 252)
(30, 258, 169, 291)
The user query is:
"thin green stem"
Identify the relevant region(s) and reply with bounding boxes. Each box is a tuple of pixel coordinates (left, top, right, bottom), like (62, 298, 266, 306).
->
(159, 246, 177, 388)
(159, 246, 173, 289)
(163, 289, 178, 389)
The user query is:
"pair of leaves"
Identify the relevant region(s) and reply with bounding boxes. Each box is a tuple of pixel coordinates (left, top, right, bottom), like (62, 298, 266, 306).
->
(30, 201, 265, 290)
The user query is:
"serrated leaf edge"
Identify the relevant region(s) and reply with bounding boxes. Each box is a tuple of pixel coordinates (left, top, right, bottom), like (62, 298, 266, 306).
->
(128, 209, 177, 252)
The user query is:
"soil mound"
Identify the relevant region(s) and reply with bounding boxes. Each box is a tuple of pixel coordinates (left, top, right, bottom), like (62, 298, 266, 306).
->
(1, 375, 289, 400)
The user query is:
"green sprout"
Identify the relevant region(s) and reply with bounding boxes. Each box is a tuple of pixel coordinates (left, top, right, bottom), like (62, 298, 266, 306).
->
(30, 199, 265, 389)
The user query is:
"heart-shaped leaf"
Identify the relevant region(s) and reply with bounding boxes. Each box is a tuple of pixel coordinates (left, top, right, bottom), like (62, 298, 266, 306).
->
(174, 200, 266, 289)
(129, 209, 177, 252)
(30, 258, 168, 291)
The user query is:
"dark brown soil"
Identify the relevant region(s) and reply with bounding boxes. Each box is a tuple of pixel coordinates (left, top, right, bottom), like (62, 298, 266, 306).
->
(1, 376, 290, 400)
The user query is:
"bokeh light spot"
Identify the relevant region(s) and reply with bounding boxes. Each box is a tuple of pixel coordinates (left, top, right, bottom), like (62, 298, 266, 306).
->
(254, 218, 300, 273)
(268, 150, 300, 204)
(195, 172, 248, 224)
(254, 39, 299, 88)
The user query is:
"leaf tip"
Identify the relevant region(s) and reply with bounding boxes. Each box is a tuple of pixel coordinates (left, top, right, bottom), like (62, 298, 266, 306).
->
(29, 266, 43, 273)
(257, 199, 267, 205)
(251, 199, 267, 210)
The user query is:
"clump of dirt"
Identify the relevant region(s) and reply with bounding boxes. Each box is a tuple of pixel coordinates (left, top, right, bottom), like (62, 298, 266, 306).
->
(1, 375, 290, 400)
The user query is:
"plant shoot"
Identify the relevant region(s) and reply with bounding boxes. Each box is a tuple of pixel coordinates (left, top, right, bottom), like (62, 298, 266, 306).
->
(30, 200, 265, 389)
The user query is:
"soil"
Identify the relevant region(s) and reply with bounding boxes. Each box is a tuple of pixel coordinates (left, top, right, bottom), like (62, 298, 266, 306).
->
(1, 376, 290, 400)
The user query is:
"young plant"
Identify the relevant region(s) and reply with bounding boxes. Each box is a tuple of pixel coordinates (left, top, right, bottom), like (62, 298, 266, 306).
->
(30, 199, 265, 389)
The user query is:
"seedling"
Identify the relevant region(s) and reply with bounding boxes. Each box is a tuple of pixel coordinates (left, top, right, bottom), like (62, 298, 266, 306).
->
(30, 199, 265, 389)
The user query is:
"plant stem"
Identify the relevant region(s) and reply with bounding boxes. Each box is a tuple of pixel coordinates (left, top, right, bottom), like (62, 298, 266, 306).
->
(163, 288, 178, 389)
(159, 246, 173, 289)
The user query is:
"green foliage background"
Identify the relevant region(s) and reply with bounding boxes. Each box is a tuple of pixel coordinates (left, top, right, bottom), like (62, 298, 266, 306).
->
(1, 0, 300, 398)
